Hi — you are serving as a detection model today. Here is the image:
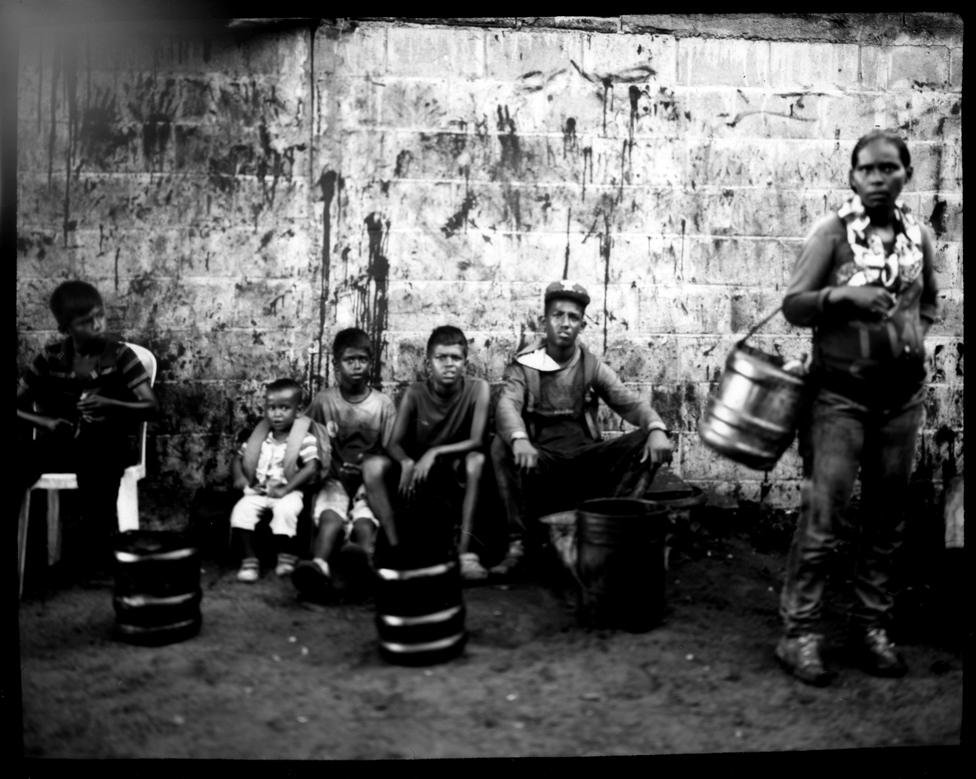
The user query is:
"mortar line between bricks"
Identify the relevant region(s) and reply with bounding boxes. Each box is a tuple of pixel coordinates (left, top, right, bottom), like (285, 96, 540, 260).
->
(22, 226, 956, 245)
(379, 278, 798, 286)
(285, 179, 957, 197)
(352, 230, 839, 242)
(349, 125, 958, 142)
(344, 77, 951, 100)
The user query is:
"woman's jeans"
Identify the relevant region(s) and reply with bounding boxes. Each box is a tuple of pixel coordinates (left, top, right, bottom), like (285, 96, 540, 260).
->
(779, 387, 925, 637)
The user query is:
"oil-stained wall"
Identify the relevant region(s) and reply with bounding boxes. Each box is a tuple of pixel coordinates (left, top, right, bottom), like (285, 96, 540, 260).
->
(15, 14, 964, 508)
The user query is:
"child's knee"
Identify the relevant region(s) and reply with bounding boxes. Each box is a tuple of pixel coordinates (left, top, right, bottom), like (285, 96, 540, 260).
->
(269, 514, 299, 538)
(317, 507, 343, 526)
(465, 451, 485, 479)
(230, 504, 259, 531)
(350, 518, 376, 545)
(362, 455, 391, 484)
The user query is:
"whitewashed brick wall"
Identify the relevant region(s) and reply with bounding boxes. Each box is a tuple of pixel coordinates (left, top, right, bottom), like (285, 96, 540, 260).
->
(16, 14, 963, 506)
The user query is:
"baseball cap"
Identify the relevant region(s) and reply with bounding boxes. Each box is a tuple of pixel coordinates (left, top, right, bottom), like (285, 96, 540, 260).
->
(543, 280, 591, 309)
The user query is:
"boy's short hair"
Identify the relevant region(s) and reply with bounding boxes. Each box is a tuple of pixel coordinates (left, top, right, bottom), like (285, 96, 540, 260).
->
(265, 377, 304, 405)
(50, 280, 103, 331)
(426, 325, 468, 357)
(332, 328, 372, 360)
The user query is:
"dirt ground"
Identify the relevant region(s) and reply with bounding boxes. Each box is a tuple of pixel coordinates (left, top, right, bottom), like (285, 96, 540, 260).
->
(14, 484, 966, 763)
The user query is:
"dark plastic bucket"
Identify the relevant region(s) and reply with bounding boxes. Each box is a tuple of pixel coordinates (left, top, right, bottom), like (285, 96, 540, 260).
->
(643, 483, 706, 570)
(113, 530, 202, 646)
(699, 342, 806, 471)
(375, 557, 467, 666)
(576, 498, 669, 632)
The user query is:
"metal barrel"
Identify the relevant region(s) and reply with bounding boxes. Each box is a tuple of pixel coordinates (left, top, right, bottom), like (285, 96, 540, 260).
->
(374, 558, 467, 665)
(113, 530, 202, 646)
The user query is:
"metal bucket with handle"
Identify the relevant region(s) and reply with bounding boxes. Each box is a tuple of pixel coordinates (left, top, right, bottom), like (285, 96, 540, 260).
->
(699, 307, 808, 471)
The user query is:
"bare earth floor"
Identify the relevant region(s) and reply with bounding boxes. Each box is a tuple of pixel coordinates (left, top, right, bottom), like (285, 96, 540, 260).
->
(15, 495, 965, 763)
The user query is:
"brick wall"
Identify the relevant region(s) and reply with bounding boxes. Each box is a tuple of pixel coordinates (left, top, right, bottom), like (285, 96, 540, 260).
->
(15, 14, 964, 507)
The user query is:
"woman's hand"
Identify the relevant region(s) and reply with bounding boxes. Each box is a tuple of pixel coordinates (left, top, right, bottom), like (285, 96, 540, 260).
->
(831, 286, 896, 319)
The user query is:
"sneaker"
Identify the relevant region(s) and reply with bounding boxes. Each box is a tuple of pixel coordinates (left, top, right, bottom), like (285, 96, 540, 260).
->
(274, 553, 298, 577)
(460, 552, 489, 581)
(489, 539, 525, 577)
(775, 633, 833, 687)
(292, 559, 334, 603)
(237, 558, 260, 583)
(858, 627, 908, 678)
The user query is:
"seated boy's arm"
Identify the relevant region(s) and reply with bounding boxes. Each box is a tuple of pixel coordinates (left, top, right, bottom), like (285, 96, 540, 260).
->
(385, 390, 419, 495)
(17, 382, 72, 434)
(595, 363, 666, 433)
(386, 388, 416, 467)
(495, 364, 529, 447)
(308, 418, 332, 475)
(78, 381, 159, 423)
(379, 394, 398, 452)
(18, 367, 74, 434)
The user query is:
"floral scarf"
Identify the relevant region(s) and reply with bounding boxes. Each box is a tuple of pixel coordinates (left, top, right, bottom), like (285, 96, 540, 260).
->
(835, 194, 924, 294)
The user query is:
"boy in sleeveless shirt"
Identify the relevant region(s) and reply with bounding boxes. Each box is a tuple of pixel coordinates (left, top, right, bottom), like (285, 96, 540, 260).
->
(364, 326, 491, 580)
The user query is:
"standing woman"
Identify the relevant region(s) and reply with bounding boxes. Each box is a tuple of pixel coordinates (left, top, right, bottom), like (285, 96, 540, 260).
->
(776, 129, 939, 686)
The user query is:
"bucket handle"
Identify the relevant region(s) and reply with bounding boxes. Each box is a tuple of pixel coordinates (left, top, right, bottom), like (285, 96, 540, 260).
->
(737, 305, 783, 347)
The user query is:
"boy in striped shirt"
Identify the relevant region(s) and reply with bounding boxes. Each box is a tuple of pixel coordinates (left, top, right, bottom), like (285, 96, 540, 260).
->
(17, 280, 158, 582)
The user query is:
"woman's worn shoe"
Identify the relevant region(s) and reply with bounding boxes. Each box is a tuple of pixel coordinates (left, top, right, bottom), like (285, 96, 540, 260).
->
(775, 633, 834, 687)
(858, 627, 908, 677)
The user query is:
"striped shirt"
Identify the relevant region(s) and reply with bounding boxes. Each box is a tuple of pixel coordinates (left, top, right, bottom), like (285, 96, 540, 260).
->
(19, 336, 150, 431)
(237, 430, 319, 494)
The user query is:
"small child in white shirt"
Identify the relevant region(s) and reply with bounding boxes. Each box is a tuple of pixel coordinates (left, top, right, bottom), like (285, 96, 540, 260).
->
(230, 378, 326, 582)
